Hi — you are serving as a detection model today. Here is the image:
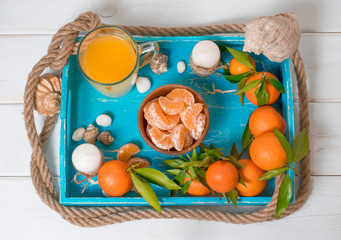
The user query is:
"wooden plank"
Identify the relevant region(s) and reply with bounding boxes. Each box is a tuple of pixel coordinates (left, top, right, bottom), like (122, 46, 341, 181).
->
(1, 33, 341, 104)
(0, 176, 340, 239)
(1, 102, 340, 176)
(1, 0, 341, 34)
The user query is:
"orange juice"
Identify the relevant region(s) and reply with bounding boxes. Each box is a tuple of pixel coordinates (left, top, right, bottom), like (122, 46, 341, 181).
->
(82, 35, 137, 84)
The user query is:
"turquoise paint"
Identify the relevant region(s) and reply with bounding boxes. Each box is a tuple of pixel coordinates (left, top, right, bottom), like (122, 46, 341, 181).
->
(60, 35, 295, 206)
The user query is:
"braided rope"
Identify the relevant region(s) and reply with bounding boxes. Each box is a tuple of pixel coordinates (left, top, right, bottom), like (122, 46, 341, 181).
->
(23, 11, 311, 227)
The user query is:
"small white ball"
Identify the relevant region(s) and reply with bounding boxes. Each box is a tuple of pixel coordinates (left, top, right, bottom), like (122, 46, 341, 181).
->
(191, 40, 220, 68)
(72, 127, 86, 141)
(72, 143, 104, 175)
(96, 114, 112, 127)
(136, 77, 151, 93)
(177, 61, 186, 73)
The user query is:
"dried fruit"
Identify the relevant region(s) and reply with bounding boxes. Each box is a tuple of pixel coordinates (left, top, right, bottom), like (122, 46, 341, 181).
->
(117, 143, 140, 162)
(149, 126, 173, 150)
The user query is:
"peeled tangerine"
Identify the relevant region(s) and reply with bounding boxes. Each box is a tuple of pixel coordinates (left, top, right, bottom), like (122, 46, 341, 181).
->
(189, 113, 206, 140)
(117, 143, 140, 162)
(158, 96, 185, 115)
(149, 126, 174, 150)
(171, 124, 189, 151)
(166, 88, 195, 106)
(181, 103, 203, 130)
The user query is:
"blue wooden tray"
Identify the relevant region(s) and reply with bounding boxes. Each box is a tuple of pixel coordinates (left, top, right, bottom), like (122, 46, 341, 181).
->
(60, 35, 295, 206)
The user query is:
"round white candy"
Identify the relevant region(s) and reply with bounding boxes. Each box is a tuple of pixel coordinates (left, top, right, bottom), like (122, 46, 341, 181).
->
(191, 40, 220, 68)
(177, 61, 186, 73)
(72, 127, 86, 141)
(72, 143, 104, 174)
(96, 114, 112, 127)
(136, 77, 151, 93)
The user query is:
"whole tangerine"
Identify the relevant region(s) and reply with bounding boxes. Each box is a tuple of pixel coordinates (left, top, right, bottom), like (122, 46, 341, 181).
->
(97, 160, 133, 197)
(245, 72, 280, 106)
(229, 57, 256, 75)
(235, 159, 266, 197)
(205, 161, 239, 193)
(184, 177, 210, 196)
(249, 132, 287, 171)
(249, 106, 286, 137)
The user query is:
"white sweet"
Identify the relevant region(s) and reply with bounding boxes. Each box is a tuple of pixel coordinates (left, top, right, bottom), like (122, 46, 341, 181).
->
(136, 77, 151, 93)
(177, 61, 186, 73)
(191, 40, 220, 68)
(96, 114, 112, 127)
(72, 143, 104, 175)
(72, 127, 86, 141)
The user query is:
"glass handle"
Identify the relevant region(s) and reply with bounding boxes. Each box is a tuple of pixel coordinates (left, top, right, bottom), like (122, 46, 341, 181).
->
(138, 41, 159, 68)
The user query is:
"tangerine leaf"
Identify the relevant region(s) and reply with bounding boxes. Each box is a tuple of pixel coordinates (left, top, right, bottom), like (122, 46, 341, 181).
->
(256, 80, 269, 106)
(242, 121, 253, 149)
(174, 168, 187, 186)
(221, 58, 230, 75)
(136, 168, 181, 190)
(230, 143, 239, 159)
(234, 79, 261, 95)
(167, 169, 191, 178)
(237, 77, 248, 105)
(163, 159, 187, 169)
(227, 189, 238, 208)
(224, 72, 250, 84)
(238, 175, 247, 187)
(292, 129, 309, 163)
(258, 167, 289, 180)
(191, 148, 198, 161)
(268, 78, 285, 94)
(224, 47, 255, 70)
(275, 174, 293, 218)
(130, 172, 161, 212)
(181, 179, 192, 194)
(274, 127, 293, 165)
(224, 155, 244, 169)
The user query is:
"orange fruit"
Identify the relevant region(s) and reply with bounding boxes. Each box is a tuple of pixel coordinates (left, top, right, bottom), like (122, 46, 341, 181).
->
(249, 106, 286, 137)
(158, 96, 185, 115)
(249, 132, 287, 171)
(181, 103, 203, 130)
(171, 124, 189, 151)
(166, 88, 195, 106)
(166, 114, 180, 130)
(98, 160, 133, 197)
(145, 101, 170, 130)
(206, 161, 239, 193)
(117, 143, 140, 162)
(245, 72, 280, 106)
(235, 159, 266, 197)
(229, 57, 256, 75)
(189, 113, 206, 140)
(149, 126, 174, 150)
(184, 134, 194, 149)
(184, 178, 210, 196)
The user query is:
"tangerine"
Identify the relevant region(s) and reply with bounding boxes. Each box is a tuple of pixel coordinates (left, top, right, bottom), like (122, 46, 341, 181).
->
(166, 88, 195, 106)
(149, 126, 174, 150)
(235, 159, 266, 197)
(184, 178, 210, 196)
(117, 143, 140, 162)
(189, 113, 206, 140)
(98, 160, 133, 197)
(171, 124, 189, 151)
(145, 101, 170, 130)
(166, 114, 180, 130)
(249, 106, 286, 137)
(158, 96, 185, 115)
(229, 57, 255, 75)
(206, 161, 239, 193)
(249, 132, 287, 171)
(245, 72, 280, 106)
(181, 103, 203, 130)
(184, 134, 194, 149)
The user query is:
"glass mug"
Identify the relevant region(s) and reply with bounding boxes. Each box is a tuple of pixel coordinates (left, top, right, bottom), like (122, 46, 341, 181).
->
(77, 26, 159, 98)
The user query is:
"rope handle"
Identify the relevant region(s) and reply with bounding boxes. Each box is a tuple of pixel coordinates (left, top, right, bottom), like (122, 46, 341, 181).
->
(24, 11, 311, 227)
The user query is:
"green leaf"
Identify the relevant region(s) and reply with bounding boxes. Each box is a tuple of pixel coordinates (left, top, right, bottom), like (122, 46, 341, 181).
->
(267, 78, 285, 94)
(292, 129, 309, 163)
(255, 80, 269, 106)
(135, 168, 181, 190)
(227, 189, 238, 208)
(242, 121, 254, 149)
(167, 169, 191, 178)
(224, 47, 255, 70)
(274, 127, 293, 165)
(258, 167, 289, 180)
(237, 77, 248, 105)
(224, 155, 244, 169)
(163, 159, 187, 169)
(179, 155, 188, 161)
(222, 192, 230, 204)
(200, 143, 210, 153)
(224, 72, 250, 84)
(275, 174, 293, 218)
(181, 179, 192, 194)
(290, 167, 301, 176)
(130, 172, 161, 212)
(238, 175, 247, 187)
(191, 149, 198, 162)
(234, 79, 261, 95)
(199, 152, 208, 160)
(219, 46, 229, 52)
(188, 166, 197, 179)
(221, 58, 230, 75)
(174, 169, 187, 186)
(230, 143, 239, 159)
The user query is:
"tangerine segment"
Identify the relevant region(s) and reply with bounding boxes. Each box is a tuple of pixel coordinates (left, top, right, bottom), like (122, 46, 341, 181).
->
(166, 88, 195, 106)
(143, 98, 158, 115)
(149, 126, 174, 150)
(181, 103, 204, 130)
(127, 157, 151, 170)
(206, 161, 239, 193)
(166, 114, 180, 130)
(158, 96, 185, 115)
(98, 160, 133, 197)
(189, 113, 206, 140)
(249, 132, 287, 171)
(184, 134, 194, 149)
(245, 72, 280, 106)
(229, 57, 256, 75)
(117, 143, 140, 162)
(236, 179, 266, 197)
(145, 102, 170, 130)
(171, 124, 189, 151)
(146, 124, 152, 138)
(184, 178, 210, 196)
(249, 106, 286, 137)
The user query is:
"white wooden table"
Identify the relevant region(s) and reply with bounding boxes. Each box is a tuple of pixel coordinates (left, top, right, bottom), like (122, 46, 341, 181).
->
(1, 1, 341, 239)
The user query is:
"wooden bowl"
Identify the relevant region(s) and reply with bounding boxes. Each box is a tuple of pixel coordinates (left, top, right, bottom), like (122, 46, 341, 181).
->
(137, 84, 210, 155)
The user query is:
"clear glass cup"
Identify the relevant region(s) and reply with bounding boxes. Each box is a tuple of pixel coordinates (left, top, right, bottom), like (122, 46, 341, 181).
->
(77, 26, 159, 98)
